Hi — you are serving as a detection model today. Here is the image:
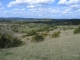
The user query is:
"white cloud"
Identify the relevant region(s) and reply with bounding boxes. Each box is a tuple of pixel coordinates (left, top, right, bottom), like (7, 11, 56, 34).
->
(28, 7, 59, 15)
(58, 0, 79, 5)
(8, 0, 55, 7)
(0, 0, 79, 18)
(50, 9, 59, 14)
(77, 9, 80, 12)
(62, 8, 71, 14)
(14, 8, 19, 11)
(27, 5, 35, 8)
(0, 2, 4, 11)
(0, 2, 2, 6)
(58, 0, 80, 14)
(21, 8, 26, 10)
(13, 8, 26, 11)
(3, 11, 10, 13)
(58, 0, 67, 5)
(70, 4, 80, 9)
(0, 7, 4, 10)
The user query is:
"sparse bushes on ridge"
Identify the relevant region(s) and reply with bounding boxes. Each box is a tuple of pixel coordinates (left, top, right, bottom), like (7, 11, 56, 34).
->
(31, 34, 44, 42)
(74, 26, 80, 34)
(0, 33, 23, 48)
(51, 31, 61, 38)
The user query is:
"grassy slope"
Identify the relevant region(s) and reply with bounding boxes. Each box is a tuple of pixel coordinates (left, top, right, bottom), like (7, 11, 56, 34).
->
(0, 30, 80, 60)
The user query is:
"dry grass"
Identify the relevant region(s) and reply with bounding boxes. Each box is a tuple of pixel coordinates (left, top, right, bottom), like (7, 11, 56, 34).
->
(0, 29, 80, 60)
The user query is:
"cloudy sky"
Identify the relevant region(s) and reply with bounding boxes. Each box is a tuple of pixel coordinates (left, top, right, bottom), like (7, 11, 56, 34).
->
(0, 0, 80, 18)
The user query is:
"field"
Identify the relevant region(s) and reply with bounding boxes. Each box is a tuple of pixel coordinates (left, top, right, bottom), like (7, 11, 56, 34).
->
(0, 20, 80, 60)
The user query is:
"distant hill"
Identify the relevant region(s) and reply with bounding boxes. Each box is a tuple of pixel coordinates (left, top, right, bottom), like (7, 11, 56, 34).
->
(0, 17, 80, 21)
(0, 18, 38, 20)
(0, 18, 80, 25)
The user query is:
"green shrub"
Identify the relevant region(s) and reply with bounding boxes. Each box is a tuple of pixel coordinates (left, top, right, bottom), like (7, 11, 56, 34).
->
(63, 27, 67, 31)
(52, 31, 60, 38)
(22, 30, 37, 37)
(27, 30, 37, 36)
(11, 37, 23, 47)
(41, 32, 48, 37)
(31, 34, 44, 42)
(74, 26, 80, 34)
(36, 26, 50, 32)
(57, 31, 61, 34)
(54, 26, 57, 29)
(37, 28, 45, 32)
(26, 38, 30, 40)
(0, 28, 1, 30)
(0, 34, 23, 48)
(0, 34, 11, 48)
(22, 34, 27, 38)
(44, 26, 50, 32)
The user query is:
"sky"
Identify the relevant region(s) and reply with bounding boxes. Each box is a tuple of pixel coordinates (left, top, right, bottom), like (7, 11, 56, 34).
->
(0, 0, 80, 19)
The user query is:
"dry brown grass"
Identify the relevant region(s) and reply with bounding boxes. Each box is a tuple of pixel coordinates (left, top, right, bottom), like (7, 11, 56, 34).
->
(0, 27, 80, 60)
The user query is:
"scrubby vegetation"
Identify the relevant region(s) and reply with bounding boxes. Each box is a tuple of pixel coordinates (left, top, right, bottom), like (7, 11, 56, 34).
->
(51, 31, 61, 38)
(31, 34, 44, 42)
(0, 19, 80, 60)
(63, 27, 67, 31)
(41, 32, 48, 37)
(0, 33, 23, 48)
(74, 26, 80, 34)
(27, 30, 37, 36)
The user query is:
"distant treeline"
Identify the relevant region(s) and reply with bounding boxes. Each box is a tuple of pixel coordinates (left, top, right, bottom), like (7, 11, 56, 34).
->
(0, 18, 80, 25)
(23, 19, 80, 25)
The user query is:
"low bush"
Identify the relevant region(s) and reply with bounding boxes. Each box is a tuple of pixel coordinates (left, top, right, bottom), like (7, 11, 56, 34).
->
(63, 27, 67, 31)
(57, 31, 61, 34)
(54, 26, 57, 29)
(31, 34, 44, 42)
(22, 34, 27, 38)
(74, 26, 80, 34)
(52, 31, 61, 38)
(27, 30, 37, 36)
(37, 28, 46, 32)
(11, 37, 23, 47)
(41, 32, 48, 37)
(26, 38, 30, 40)
(0, 33, 23, 48)
(36, 27, 51, 32)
